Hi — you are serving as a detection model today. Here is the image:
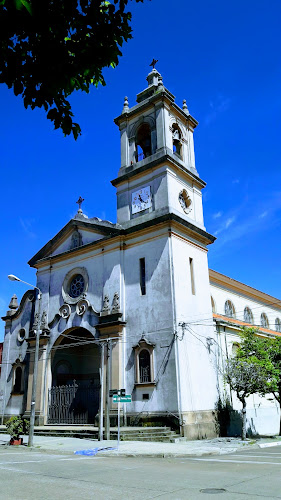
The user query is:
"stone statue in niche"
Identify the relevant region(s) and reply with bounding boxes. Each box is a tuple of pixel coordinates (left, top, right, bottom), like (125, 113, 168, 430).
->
(111, 292, 120, 313)
(70, 230, 83, 250)
(41, 311, 50, 335)
(41, 311, 48, 329)
(33, 312, 39, 329)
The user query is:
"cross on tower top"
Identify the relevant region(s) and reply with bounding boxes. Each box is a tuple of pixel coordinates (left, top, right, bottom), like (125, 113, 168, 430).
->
(149, 58, 158, 70)
(76, 196, 85, 213)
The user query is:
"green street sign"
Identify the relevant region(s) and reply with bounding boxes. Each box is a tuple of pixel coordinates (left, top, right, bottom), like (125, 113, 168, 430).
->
(113, 395, 132, 403)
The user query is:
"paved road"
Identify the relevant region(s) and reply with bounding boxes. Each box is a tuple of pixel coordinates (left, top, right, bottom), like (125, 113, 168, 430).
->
(0, 446, 281, 499)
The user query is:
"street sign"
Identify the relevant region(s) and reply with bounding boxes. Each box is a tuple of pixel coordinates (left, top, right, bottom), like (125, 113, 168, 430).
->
(113, 395, 131, 403)
(109, 388, 126, 397)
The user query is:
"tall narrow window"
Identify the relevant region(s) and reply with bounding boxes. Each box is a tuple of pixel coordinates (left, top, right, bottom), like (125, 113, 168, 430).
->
(189, 258, 195, 295)
(14, 366, 22, 393)
(140, 258, 146, 295)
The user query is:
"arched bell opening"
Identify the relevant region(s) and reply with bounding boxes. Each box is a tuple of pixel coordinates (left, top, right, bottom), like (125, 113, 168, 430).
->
(48, 328, 100, 424)
(135, 123, 152, 162)
(172, 123, 183, 159)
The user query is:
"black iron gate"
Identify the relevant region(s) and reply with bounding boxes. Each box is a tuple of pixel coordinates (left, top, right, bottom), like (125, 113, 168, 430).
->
(48, 381, 99, 424)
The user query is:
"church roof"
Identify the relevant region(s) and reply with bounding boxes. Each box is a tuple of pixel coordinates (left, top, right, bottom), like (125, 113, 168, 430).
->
(28, 212, 122, 267)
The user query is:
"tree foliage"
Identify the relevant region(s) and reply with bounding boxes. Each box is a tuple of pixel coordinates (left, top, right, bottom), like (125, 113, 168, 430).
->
(237, 327, 281, 404)
(0, 0, 143, 138)
(224, 328, 278, 439)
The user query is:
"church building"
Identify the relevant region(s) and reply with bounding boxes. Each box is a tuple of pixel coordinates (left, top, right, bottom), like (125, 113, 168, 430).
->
(1, 68, 280, 439)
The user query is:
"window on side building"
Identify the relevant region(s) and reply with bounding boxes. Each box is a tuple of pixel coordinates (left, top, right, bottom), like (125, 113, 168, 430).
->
(260, 313, 269, 328)
(224, 300, 235, 318)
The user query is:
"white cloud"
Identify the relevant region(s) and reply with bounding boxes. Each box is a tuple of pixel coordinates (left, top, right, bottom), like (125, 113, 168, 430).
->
(213, 211, 222, 219)
(225, 217, 235, 229)
(214, 216, 236, 236)
(259, 211, 268, 218)
(204, 96, 231, 126)
(20, 218, 36, 238)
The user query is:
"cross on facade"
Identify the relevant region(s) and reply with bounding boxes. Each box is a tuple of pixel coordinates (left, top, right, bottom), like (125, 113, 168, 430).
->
(76, 196, 85, 211)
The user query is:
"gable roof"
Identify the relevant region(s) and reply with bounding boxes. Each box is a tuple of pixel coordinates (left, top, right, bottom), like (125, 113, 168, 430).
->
(28, 213, 122, 268)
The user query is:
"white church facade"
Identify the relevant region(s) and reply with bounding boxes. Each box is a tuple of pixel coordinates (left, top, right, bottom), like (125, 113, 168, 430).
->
(1, 69, 280, 439)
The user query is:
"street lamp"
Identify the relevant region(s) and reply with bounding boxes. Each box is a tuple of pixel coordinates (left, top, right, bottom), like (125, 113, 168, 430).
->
(8, 274, 42, 447)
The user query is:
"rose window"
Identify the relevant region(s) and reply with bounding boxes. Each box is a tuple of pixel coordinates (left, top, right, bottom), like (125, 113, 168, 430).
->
(69, 274, 85, 298)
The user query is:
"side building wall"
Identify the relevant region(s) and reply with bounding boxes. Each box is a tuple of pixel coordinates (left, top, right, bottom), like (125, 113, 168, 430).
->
(211, 279, 280, 437)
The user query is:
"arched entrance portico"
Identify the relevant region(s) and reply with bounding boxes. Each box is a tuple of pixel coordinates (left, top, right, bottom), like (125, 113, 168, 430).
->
(48, 328, 100, 424)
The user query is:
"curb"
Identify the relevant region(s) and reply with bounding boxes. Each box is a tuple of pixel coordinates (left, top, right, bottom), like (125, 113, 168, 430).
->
(258, 442, 281, 449)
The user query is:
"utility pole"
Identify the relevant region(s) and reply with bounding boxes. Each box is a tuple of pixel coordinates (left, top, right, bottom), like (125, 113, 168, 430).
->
(98, 341, 105, 441)
(28, 290, 42, 447)
(104, 339, 112, 440)
(7, 275, 42, 447)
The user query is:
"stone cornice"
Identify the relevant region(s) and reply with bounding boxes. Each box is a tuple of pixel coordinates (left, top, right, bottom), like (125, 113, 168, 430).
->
(213, 313, 281, 338)
(111, 151, 205, 189)
(209, 269, 281, 310)
(114, 89, 197, 129)
(32, 213, 215, 268)
(28, 218, 121, 268)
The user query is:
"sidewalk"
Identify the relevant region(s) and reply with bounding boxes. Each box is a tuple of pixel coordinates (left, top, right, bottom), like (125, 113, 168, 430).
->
(0, 433, 280, 458)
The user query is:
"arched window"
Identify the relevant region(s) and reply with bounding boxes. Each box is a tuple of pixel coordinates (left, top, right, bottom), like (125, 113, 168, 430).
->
(232, 343, 240, 356)
(244, 307, 253, 324)
(133, 336, 155, 385)
(211, 296, 216, 313)
(14, 366, 22, 393)
(224, 300, 235, 318)
(260, 313, 269, 328)
(172, 123, 182, 158)
(275, 318, 281, 333)
(136, 123, 151, 162)
(139, 349, 151, 383)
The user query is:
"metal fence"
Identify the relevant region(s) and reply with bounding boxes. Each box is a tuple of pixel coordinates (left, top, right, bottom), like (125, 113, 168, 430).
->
(48, 381, 99, 424)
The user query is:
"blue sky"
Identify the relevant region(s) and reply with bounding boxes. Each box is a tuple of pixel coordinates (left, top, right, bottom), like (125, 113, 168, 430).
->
(1, 0, 281, 336)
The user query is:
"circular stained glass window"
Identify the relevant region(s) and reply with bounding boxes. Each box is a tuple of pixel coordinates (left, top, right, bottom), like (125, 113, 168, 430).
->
(69, 274, 85, 298)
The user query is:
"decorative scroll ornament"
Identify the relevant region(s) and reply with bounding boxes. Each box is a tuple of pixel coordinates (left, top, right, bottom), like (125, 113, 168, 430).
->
(102, 295, 110, 314)
(111, 292, 120, 313)
(59, 304, 71, 319)
(178, 190, 192, 214)
(76, 299, 89, 316)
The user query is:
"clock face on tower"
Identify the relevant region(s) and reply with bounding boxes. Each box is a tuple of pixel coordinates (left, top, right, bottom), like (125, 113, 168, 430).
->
(131, 186, 152, 214)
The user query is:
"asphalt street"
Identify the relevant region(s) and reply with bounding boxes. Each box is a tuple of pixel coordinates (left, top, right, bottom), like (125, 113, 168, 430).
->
(0, 446, 281, 499)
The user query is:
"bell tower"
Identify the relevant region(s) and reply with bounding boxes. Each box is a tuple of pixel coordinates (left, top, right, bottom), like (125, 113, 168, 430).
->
(112, 67, 206, 231)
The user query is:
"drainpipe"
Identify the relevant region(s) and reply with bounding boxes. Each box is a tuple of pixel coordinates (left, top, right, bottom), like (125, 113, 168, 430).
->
(168, 229, 183, 435)
(98, 341, 105, 441)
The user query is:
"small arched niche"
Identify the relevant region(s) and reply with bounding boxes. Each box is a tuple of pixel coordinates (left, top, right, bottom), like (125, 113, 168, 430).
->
(172, 123, 183, 159)
(135, 123, 151, 162)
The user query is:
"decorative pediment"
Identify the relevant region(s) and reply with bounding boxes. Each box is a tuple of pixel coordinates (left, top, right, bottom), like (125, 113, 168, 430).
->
(133, 333, 155, 349)
(28, 217, 122, 267)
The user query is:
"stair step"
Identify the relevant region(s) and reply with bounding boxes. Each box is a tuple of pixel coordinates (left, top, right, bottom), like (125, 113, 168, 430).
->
(0, 425, 179, 442)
